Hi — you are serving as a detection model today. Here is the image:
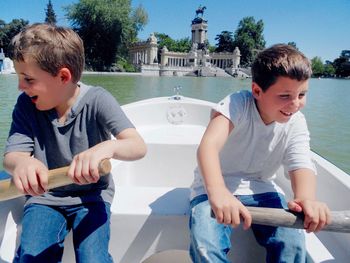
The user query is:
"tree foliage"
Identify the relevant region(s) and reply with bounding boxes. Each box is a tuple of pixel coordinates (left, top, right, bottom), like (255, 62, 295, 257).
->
(0, 19, 29, 55)
(232, 16, 266, 66)
(309, 57, 338, 78)
(311, 57, 324, 77)
(66, 0, 148, 71)
(333, 50, 350, 77)
(155, 33, 191, 53)
(333, 56, 350, 77)
(131, 4, 148, 36)
(214, 31, 234, 52)
(340, 50, 350, 59)
(45, 0, 57, 25)
(323, 63, 335, 77)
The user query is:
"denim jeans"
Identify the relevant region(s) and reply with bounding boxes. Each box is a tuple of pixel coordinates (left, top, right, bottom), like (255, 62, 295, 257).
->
(13, 202, 113, 263)
(189, 192, 306, 263)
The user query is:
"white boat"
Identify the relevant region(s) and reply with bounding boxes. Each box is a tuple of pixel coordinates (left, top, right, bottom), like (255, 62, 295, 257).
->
(1, 95, 349, 262)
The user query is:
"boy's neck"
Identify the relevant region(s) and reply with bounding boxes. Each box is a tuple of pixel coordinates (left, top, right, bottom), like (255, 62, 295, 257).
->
(56, 83, 80, 124)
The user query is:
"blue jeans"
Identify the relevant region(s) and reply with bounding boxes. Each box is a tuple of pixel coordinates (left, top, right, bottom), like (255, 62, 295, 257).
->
(189, 192, 306, 263)
(13, 202, 113, 263)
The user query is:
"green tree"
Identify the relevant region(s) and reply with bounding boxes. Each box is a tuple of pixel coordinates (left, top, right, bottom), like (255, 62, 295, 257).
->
(0, 19, 28, 55)
(131, 4, 148, 36)
(45, 0, 57, 25)
(333, 56, 350, 77)
(66, 0, 147, 71)
(174, 37, 191, 53)
(311, 57, 324, 77)
(331, 50, 350, 77)
(340, 50, 350, 58)
(0, 19, 6, 47)
(155, 33, 176, 51)
(155, 33, 191, 53)
(232, 16, 266, 66)
(155, 33, 191, 63)
(214, 31, 234, 52)
(323, 63, 335, 77)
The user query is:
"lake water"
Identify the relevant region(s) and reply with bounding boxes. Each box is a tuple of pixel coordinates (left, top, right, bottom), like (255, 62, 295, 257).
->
(0, 74, 349, 175)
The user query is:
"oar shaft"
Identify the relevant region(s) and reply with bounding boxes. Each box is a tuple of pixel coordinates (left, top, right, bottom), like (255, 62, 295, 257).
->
(0, 159, 111, 202)
(211, 207, 350, 233)
(247, 207, 350, 233)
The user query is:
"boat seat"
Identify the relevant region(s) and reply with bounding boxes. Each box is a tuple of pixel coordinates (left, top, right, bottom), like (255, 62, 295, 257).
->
(111, 186, 189, 215)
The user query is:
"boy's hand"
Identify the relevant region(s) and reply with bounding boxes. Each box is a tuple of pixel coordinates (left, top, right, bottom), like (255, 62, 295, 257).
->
(209, 187, 252, 229)
(68, 153, 102, 185)
(12, 158, 48, 196)
(288, 199, 331, 232)
(68, 142, 112, 185)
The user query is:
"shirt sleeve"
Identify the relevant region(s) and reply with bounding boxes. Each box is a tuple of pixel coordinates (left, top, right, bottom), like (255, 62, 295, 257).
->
(94, 88, 134, 136)
(214, 90, 249, 126)
(282, 113, 316, 174)
(5, 93, 34, 154)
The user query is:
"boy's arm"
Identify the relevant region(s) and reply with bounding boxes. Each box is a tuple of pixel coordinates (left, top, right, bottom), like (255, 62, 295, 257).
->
(288, 168, 331, 232)
(3, 152, 49, 195)
(112, 128, 147, 160)
(198, 112, 252, 229)
(68, 128, 146, 185)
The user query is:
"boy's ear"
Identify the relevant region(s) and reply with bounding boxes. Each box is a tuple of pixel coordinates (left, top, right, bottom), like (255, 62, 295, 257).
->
(58, 67, 72, 83)
(252, 82, 262, 99)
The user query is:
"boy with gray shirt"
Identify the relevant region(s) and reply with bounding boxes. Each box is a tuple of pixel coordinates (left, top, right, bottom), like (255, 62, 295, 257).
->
(4, 23, 146, 263)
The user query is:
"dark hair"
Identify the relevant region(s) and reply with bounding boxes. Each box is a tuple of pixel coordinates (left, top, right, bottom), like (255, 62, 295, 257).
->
(9, 23, 84, 83)
(251, 44, 312, 91)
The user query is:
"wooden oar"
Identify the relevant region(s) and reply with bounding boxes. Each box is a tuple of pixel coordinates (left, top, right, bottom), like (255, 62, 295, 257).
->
(211, 207, 350, 233)
(247, 207, 350, 233)
(0, 159, 111, 202)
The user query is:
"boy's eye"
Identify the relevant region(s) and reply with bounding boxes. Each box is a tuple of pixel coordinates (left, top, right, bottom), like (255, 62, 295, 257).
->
(24, 78, 34, 83)
(299, 93, 306, 98)
(279, 94, 290, 99)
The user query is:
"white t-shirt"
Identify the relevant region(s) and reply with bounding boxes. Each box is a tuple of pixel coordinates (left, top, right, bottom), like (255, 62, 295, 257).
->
(190, 90, 316, 199)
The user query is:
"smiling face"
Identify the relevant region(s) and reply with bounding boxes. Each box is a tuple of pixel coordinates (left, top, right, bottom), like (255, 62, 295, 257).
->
(14, 57, 78, 116)
(252, 76, 309, 125)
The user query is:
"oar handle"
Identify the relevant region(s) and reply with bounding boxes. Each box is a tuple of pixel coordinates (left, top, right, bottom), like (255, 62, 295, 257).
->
(211, 207, 350, 233)
(0, 159, 112, 202)
(247, 207, 350, 233)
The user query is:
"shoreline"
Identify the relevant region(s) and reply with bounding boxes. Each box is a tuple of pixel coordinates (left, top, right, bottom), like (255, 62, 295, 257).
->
(83, 71, 142, 76)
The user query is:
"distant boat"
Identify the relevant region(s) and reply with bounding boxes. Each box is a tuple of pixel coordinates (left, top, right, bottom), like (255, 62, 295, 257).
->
(0, 95, 349, 262)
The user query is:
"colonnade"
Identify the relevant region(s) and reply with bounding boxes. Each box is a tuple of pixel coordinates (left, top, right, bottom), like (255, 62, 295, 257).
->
(164, 57, 189, 67)
(210, 58, 232, 69)
(131, 50, 148, 65)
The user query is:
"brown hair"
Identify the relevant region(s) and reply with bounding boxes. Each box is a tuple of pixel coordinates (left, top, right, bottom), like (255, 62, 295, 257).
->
(9, 23, 84, 83)
(251, 44, 312, 91)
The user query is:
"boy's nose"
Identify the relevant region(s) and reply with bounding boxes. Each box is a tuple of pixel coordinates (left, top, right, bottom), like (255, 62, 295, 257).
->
(18, 82, 27, 91)
(290, 98, 303, 109)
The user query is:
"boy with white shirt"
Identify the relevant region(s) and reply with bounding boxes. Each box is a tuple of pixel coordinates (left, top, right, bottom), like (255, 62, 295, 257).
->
(189, 44, 330, 262)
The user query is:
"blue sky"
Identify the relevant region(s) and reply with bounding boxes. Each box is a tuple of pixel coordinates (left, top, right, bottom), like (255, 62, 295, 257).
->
(1, 0, 349, 62)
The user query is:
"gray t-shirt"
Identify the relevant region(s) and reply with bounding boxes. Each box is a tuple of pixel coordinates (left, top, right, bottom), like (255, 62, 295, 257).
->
(190, 90, 316, 199)
(5, 83, 134, 206)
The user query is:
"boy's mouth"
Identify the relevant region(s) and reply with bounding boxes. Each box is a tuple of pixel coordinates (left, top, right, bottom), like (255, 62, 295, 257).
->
(280, 110, 293, 117)
(30, 95, 38, 103)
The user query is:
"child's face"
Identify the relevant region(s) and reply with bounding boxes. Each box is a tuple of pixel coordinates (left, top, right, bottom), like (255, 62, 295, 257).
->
(253, 77, 309, 125)
(14, 58, 72, 112)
